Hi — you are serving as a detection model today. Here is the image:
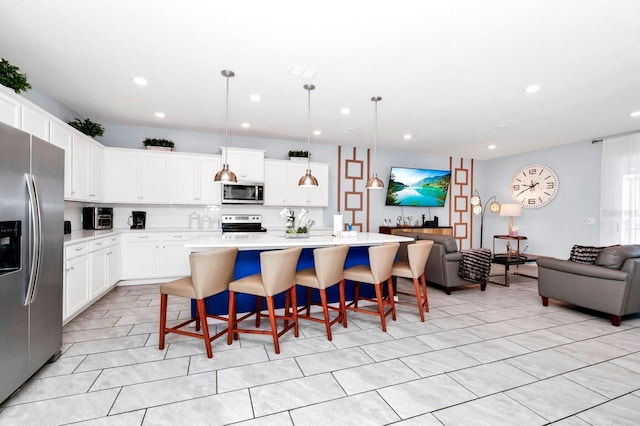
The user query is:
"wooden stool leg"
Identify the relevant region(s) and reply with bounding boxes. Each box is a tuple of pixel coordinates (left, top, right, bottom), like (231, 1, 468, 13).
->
(339, 279, 347, 328)
(413, 277, 424, 322)
(266, 296, 280, 354)
(284, 290, 291, 330)
(354, 282, 361, 308)
(255, 296, 262, 327)
(227, 291, 236, 345)
(159, 293, 168, 350)
(291, 287, 299, 338)
(421, 274, 429, 312)
(374, 283, 387, 332)
(196, 298, 213, 358)
(319, 289, 332, 340)
(305, 288, 312, 316)
(387, 277, 396, 321)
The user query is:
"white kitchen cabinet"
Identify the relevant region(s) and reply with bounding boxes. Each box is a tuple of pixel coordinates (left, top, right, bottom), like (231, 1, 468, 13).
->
(121, 232, 193, 280)
(89, 239, 108, 298)
(121, 233, 161, 279)
(159, 234, 192, 277)
(70, 134, 90, 200)
(221, 147, 265, 182)
(264, 159, 329, 207)
(0, 89, 21, 128)
(88, 142, 104, 201)
(64, 242, 90, 323)
(105, 149, 169, 203)
(49, 121, 73, 199)
(170, 154, 221, 204)
(21, 106, 50, 142)
(106, 236, 120, 287)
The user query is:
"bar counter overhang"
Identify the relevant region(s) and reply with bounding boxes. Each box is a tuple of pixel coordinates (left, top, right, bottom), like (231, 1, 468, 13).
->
(184, 232, 413, 315)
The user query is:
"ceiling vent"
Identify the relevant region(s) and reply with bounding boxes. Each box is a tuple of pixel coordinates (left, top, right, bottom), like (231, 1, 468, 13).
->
(290, 66, 318, 79)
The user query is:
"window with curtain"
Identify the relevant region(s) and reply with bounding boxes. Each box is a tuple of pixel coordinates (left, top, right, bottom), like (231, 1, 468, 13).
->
(600, 132, 640, 245)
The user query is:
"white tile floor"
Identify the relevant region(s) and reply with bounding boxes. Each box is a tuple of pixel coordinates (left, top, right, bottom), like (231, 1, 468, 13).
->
(2, 266, 640, 425)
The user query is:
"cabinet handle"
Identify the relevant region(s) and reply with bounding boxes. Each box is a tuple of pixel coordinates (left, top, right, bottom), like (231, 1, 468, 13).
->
(75, 247, 83, 251)
(139, 236, 149, 239)
(89, 193, 95, 197)
(67, 266, 75, 271)
(107, 251, 112, 255)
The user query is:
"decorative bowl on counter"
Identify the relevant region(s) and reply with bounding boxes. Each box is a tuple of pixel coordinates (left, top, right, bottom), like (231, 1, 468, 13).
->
(284, 231, 310, 239)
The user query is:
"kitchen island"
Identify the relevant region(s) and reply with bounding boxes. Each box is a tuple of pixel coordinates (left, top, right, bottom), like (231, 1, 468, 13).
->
(184, 232, 414, 315)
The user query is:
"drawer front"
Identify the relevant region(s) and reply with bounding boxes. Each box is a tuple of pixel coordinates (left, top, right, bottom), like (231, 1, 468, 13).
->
(162, 233, 190, 242)
(122, 233, 161, 242)
(106, 236, 120, 247)
(90, 238, 108, 251)
(65, 242, 90, 259)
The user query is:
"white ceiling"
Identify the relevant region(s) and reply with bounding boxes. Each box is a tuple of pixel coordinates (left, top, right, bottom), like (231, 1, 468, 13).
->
(2, 0, 640, 160)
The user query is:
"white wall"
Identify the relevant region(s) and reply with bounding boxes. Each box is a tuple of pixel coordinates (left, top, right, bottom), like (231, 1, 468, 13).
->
(475, 140, 602, 258)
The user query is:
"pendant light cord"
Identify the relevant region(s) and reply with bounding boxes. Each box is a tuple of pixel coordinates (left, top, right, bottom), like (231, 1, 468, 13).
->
(305, 84, 315, 169)
(224, 73, 230, 165)
(372, 96, 381, 174)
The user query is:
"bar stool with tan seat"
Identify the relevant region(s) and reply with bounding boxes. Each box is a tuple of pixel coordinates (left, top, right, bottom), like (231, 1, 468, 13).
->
(343, 242, 399, 332)
(295, 244, 350, 341)
(391, 239, 434, 322)
(159, 247, 238, 359)
(227, 246, 302, 354)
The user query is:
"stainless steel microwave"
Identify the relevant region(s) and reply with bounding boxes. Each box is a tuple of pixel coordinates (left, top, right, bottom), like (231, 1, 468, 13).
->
(222, 183, 264, 204)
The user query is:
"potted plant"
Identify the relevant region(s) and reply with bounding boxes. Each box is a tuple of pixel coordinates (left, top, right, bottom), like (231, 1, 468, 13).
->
(143, 138, 175, 151)
(0, 58, 32, 94)
(67, 118, 105, 138)
(288, 150, 309, 162)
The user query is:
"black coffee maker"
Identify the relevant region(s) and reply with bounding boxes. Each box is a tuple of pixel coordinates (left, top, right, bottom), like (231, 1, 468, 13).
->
(130, 211, 146, 229)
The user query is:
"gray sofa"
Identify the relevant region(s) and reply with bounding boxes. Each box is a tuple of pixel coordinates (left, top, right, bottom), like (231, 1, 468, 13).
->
(395, 232, 490, 294)
(536, 245, 640, 326)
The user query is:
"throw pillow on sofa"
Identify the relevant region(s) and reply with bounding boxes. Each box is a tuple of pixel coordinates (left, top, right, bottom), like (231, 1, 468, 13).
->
(569, 245, 605, 264)
(594, 245, 640, 269)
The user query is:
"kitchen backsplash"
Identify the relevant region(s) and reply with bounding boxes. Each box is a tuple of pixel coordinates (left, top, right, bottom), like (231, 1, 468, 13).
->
(64, 202, 325, 232)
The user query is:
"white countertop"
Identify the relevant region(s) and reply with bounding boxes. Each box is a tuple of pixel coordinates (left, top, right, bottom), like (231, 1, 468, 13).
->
(184, 232, 413, 251)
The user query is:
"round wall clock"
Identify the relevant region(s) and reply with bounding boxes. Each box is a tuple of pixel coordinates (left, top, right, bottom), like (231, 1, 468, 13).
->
(511, 164, 559, 208)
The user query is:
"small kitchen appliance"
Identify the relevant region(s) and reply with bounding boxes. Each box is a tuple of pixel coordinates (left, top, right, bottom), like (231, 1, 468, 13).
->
(130, 211, 146, 229)
(82, 207, 113, 230)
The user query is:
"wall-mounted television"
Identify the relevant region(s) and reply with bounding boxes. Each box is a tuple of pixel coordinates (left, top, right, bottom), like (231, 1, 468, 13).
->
(385, 166, 451, 207)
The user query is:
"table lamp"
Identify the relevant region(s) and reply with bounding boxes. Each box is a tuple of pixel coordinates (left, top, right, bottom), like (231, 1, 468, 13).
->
(500, 204, 522, 236)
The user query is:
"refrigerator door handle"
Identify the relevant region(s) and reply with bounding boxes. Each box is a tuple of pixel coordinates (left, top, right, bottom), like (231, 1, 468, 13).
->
(24, 173, 43, 306)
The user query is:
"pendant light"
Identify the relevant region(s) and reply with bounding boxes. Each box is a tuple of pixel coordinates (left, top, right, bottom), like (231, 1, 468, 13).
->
(298, 84, 319, 187)
(214, 69, 238, 183)
(366, 96, 385, 189)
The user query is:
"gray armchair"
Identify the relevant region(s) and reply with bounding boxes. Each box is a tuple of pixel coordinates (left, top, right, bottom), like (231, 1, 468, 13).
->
(395, 232, 490, 294)
(537, 245, 640, 326)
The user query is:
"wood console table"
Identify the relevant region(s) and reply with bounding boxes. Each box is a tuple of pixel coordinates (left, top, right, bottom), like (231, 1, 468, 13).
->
(379, 226, 453, 236)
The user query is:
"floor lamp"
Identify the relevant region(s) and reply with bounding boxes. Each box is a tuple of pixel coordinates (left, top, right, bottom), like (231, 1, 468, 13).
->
(470, 191, 500, 248)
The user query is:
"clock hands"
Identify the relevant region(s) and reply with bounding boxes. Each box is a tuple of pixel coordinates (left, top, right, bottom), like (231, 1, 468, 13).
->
(515, 180, 539, 197)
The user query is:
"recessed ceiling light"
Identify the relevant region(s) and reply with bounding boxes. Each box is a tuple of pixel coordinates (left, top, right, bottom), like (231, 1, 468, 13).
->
(403, 134, 412, 140)
(313, 130, 321, 136)
(488, 144, 496, 149)
(154, 112, 165, 118)
(133, 77, 148, 86)
(344, 126, 360, 133)
(340, 108, 351, 115)
(497, 124, 509, 129)
(524, 85, 541, 93)
(630, 111, 640, 118)
(249, 94, 261, 102)
(241, 122, 250, 128)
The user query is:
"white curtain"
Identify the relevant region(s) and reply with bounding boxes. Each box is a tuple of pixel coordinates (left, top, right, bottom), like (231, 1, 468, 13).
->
(600, 132, 640, 245)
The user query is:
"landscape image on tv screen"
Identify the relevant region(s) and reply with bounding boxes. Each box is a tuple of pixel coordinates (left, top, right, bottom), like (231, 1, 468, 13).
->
(385, 167, 452, 207)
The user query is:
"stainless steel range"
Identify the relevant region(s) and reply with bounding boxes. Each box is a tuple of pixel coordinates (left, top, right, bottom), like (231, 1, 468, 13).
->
(221, 214, 267, 233)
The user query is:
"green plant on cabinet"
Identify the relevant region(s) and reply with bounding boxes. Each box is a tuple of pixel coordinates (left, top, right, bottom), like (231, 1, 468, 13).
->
(68, 118, 105, 137)
(0, 58, 31, 94)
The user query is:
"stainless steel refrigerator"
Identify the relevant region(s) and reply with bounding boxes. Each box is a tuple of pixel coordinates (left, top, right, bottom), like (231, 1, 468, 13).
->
(0, 122, 64, 403)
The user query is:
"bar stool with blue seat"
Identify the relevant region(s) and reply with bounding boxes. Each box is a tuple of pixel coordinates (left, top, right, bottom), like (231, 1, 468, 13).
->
(159, 247, 238, 359)
(295, 244, 350, 341)
(227, 246, 302, 354)
(391, 239, 434, 322)
(343, 242, 399, 332)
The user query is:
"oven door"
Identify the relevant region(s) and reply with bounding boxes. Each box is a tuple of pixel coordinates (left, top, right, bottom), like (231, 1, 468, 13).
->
(222, 184, 264, 204)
